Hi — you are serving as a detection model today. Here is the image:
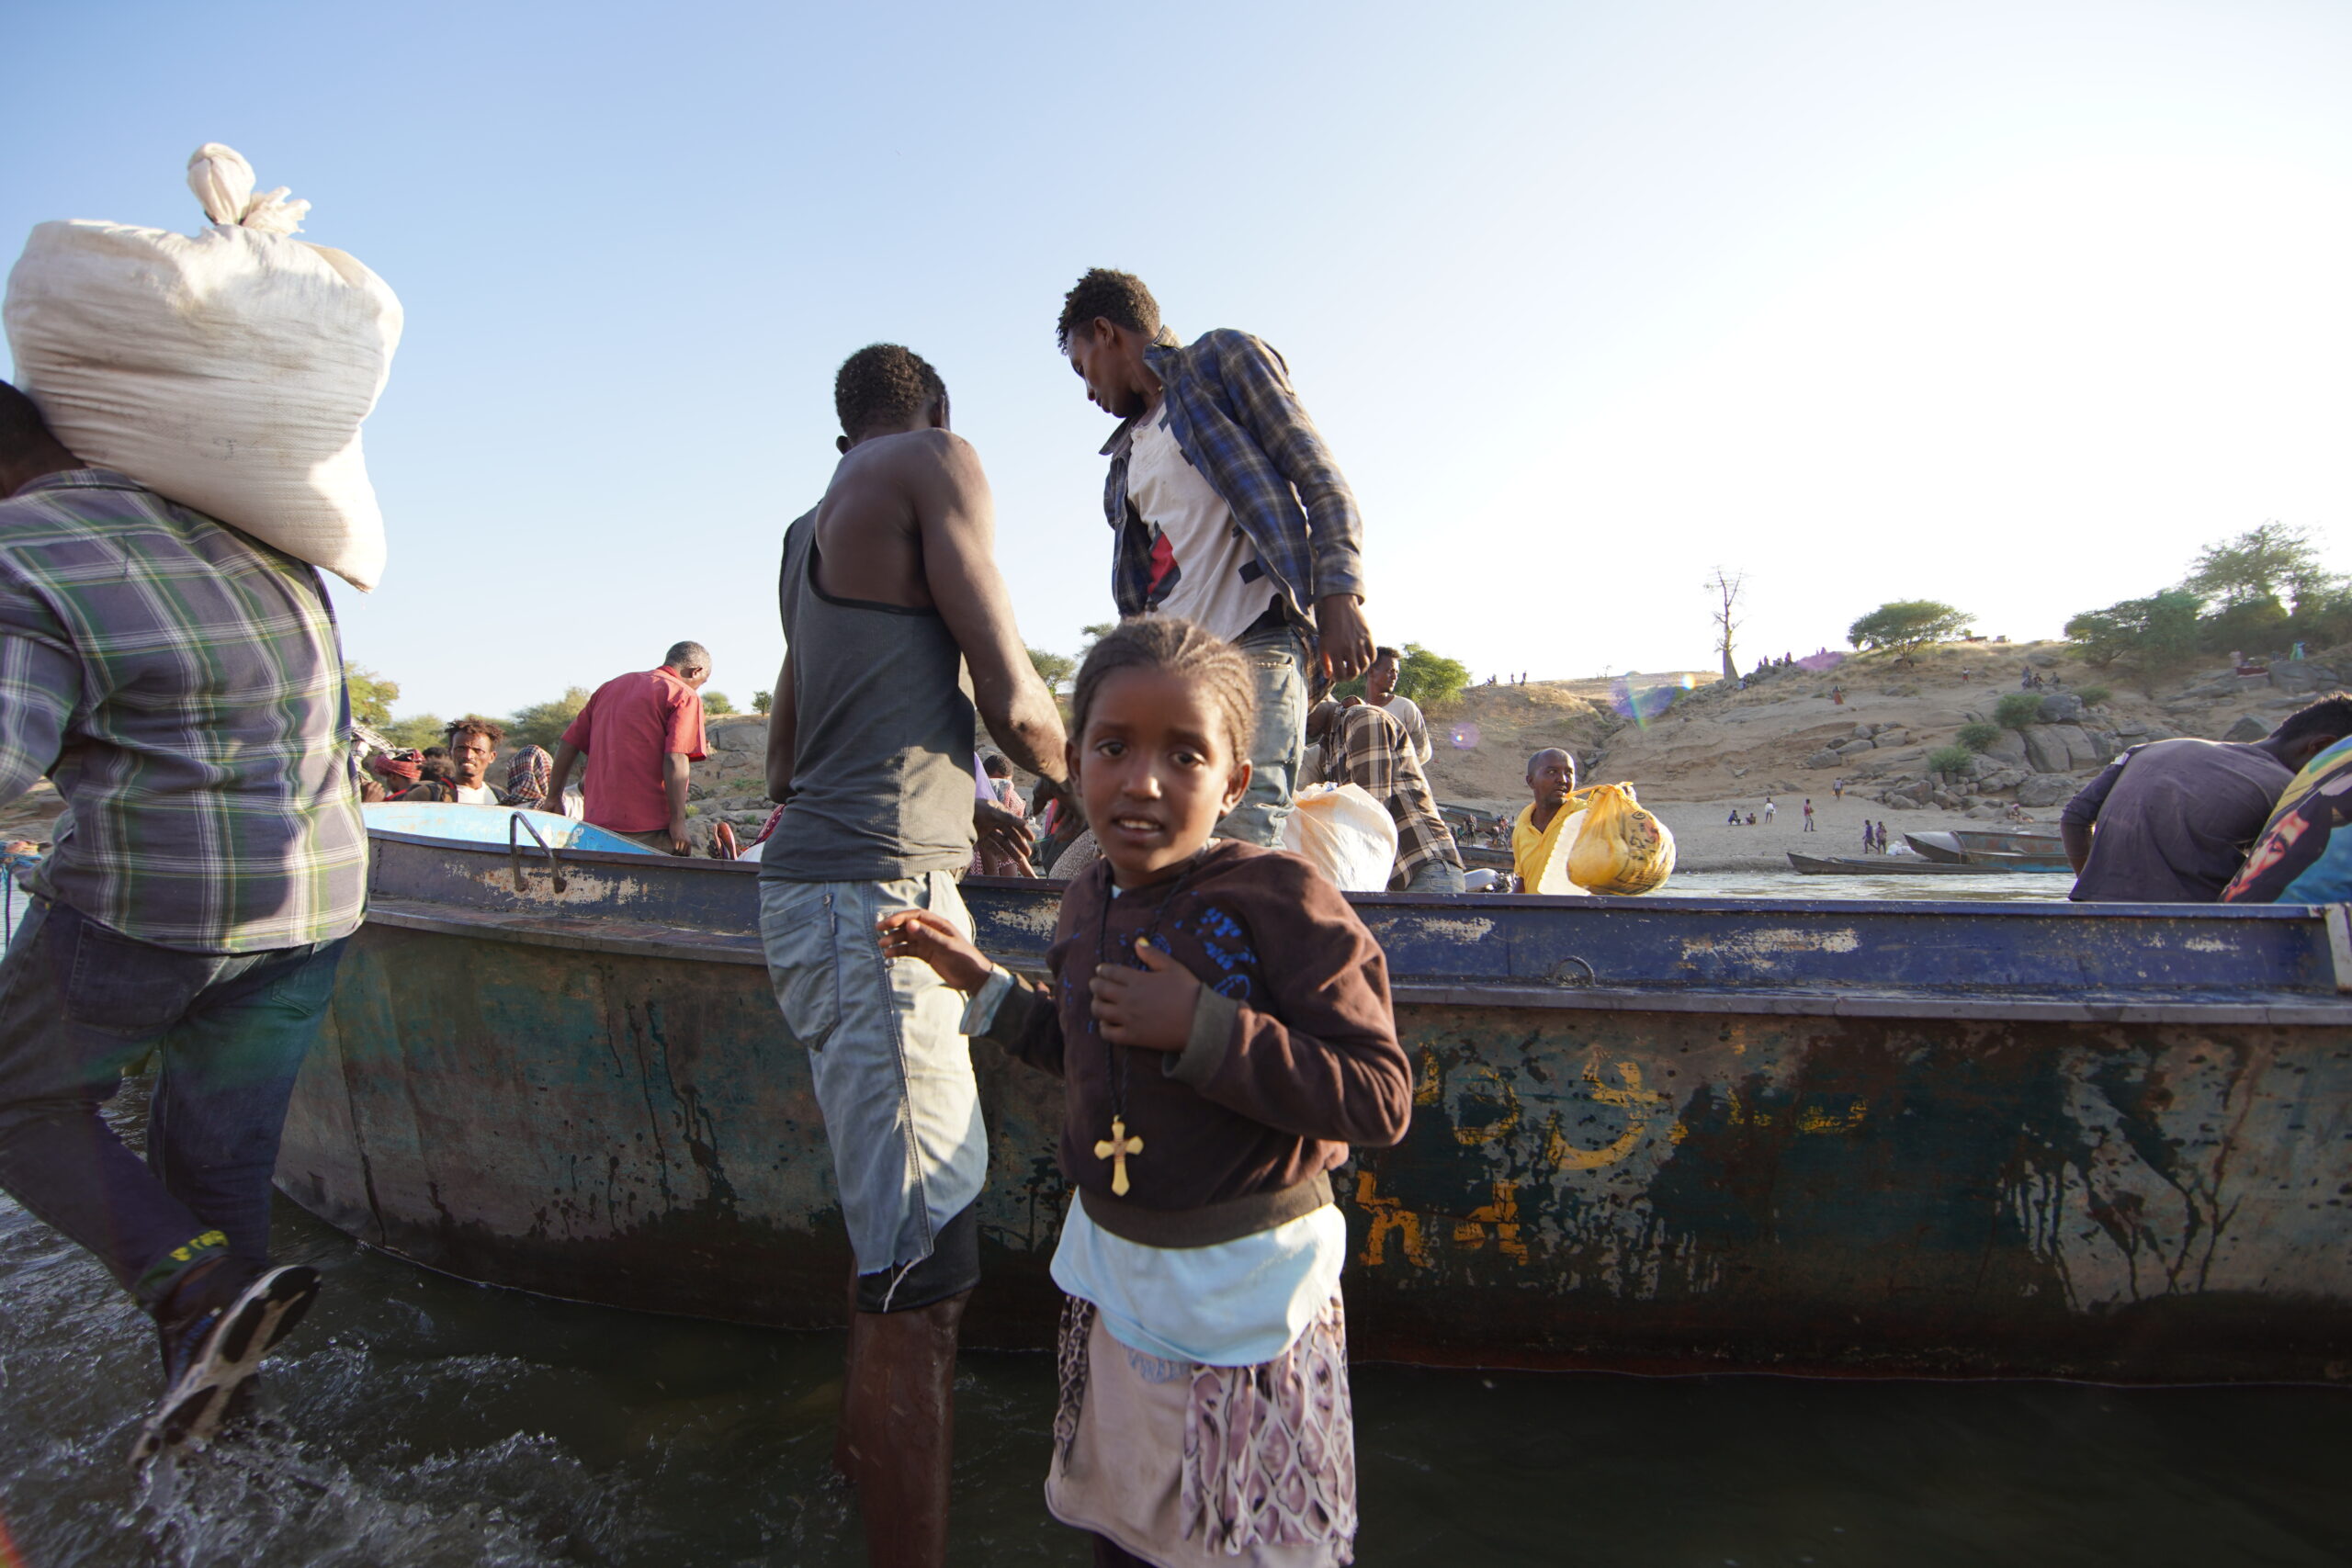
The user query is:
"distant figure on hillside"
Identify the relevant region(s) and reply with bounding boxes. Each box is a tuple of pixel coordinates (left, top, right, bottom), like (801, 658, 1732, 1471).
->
(1876, 820, 1890, 852)
(1745, 811, 1758, 826)
(1861, 822, 1877, 853)
(1364, 645, 1433, 766)
(544, 641, 713, 855)
(1803, 798, 1815, 831)
(1832, 777, 1846, 800)
(2063, 697, 2352, 902)
(1514, 749, 1585, 893)
(1763, 795, 1776, 823)
(1830, 687, 1845, 705)
(1726, 807, 1741, 826)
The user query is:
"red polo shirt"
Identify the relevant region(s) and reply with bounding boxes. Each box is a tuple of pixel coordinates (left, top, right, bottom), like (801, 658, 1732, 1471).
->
(560, 666, 708, 832)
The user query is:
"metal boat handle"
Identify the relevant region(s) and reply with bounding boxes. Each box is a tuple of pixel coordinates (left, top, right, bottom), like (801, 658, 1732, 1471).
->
(509, 813, 568, 895)
(1551, 954, 1596, 988)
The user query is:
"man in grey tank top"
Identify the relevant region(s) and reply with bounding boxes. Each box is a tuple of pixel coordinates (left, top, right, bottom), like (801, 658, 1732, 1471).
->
(758, 344, 1066, 1567)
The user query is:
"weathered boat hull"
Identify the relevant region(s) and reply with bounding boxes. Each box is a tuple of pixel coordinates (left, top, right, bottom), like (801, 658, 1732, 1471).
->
(277, 819, 2352, 1381)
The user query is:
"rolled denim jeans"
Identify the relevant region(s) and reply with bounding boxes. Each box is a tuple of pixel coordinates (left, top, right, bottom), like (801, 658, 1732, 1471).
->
(1220, 623, 1311, 851)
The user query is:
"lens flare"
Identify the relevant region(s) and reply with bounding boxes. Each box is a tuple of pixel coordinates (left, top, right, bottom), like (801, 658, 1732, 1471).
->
(1450, 721, 1482, 750)
(1609, 675, 1679, 729)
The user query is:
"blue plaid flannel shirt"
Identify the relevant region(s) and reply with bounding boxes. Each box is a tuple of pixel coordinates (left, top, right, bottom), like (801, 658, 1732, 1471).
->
(1100, 329, 1366, 628)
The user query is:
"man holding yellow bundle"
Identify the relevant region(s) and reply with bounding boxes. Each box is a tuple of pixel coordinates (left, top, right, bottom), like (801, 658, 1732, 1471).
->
(1514, 750, 1679, 896)
(1514, 750, 1585, 894)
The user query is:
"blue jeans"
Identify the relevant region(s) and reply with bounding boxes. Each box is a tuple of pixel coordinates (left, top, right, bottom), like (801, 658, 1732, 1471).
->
(0, 899, 345, 1314)
(1221, 624, 1311, 850)
(1401, 857, 1466, 894)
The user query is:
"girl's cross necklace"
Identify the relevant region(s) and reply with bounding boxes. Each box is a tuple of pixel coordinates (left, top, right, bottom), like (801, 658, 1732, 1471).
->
(1087, 843, 1215, 1197)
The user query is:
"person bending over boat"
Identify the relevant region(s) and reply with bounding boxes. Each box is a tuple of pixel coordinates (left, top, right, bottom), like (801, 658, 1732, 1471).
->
(1512, 748, 1582, 891)
(1058, 267, 1374, 850)
(1306, 698, 1464, 892)
(878, 616, 1409, 1568)
(2060, 695, 2352, 902)
(760, 344, 1067, 1567)
(392, 717, 523, 806)
(0, 381, 362, 1461)
(542, 641, 713, 854)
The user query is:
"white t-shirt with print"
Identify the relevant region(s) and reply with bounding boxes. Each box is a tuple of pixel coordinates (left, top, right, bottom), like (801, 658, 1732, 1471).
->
(1128, 403, 1275, 642)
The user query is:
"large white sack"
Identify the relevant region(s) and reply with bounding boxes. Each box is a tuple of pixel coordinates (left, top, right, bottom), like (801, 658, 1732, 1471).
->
(4, 144, 401, 590)
(1281, 783, 1399, 892)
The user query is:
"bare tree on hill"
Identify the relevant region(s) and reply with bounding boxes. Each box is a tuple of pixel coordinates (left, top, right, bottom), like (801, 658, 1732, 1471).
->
(1706, 568, 1747, 683)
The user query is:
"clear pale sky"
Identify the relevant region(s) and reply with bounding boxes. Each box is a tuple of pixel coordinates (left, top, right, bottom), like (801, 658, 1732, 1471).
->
(7, 2, 2349, 719)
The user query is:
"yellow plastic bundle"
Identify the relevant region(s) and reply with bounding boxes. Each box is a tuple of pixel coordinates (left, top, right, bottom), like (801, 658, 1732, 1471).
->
(1564, 783, 1676, 895)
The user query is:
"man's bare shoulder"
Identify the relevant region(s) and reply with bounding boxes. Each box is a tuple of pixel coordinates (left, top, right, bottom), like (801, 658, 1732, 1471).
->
(841, 426, 983, 481)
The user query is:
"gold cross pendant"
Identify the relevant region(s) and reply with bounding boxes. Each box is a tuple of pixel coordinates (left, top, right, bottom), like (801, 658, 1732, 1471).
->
(1093, 1116, 1144, 1197)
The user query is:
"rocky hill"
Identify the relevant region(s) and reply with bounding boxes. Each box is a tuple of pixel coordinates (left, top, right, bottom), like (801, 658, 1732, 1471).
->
(1413, 640, 2345, 823)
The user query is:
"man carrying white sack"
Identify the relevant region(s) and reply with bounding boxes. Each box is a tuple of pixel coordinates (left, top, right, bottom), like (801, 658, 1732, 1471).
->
(0, 383, 366, 1464)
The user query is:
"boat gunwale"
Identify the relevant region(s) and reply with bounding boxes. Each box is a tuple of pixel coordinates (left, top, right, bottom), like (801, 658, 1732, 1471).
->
(367, 828, 2324, 922)
(362, 896, 2352, 1026)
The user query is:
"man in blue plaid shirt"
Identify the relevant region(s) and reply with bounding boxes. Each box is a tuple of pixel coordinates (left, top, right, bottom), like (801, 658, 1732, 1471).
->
(1058, 269, 1374, 848)
(0, 383, 365, 1461)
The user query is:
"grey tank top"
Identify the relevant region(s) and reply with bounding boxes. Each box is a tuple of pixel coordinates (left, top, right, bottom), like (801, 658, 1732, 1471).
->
(762, 509, 977, 883)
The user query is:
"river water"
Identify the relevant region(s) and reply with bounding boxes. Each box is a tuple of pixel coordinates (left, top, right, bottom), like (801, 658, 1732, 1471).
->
(5, 882, 2351, 1565)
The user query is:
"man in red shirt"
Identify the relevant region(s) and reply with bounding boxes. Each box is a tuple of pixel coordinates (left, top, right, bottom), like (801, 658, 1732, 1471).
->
(545, 642, 712, 853)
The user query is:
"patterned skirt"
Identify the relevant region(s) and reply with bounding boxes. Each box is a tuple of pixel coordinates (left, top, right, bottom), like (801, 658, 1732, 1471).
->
(1046, 1292, 1357, 1566)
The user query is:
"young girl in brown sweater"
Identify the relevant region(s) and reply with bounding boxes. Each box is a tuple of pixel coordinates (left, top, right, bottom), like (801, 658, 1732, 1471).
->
(880, 615, 1411, 1567)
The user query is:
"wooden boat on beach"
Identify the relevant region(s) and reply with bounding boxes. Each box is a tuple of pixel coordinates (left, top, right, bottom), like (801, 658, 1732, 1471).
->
(1785, 852, 2034, 876)
(1906, 829, 2073, 872)
(275, 805, 2352, 1382)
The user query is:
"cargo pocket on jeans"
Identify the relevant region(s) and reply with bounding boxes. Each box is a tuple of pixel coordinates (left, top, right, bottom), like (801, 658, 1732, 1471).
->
(765, 893, 842, 1052)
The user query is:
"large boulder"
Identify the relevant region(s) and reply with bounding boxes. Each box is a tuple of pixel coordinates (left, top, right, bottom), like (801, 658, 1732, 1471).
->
(1804, 748, 1843, 769)
(1983, 730, 2029, 765)
(710, 717, 770, 753)
(2269, 660, 2340, 694)
(2223, 714, 2268, 743)
(2039, 693, 2086, 724)
(2015, 773, 2078, 807)
(1836, 738, 1877, 758)
(2024, 725, 2077, 773)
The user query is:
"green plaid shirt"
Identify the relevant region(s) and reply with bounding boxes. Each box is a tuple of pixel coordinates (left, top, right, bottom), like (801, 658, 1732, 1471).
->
(0, 470, 366, 953)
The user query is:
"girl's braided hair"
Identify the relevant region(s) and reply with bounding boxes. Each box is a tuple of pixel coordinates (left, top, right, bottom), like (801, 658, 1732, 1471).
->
(1069, 615, 1259, 765)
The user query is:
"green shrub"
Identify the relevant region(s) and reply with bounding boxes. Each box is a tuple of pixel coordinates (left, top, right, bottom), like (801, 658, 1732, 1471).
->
(509, 686, 592, 750)
(381, 713, 445, 750)
(1956, 722, 2002, 752)
(1994, 692, 2042, 730)
(1396, 644, 1471, 706)
(703, 691, 736, 716)
(752, 689, 774, 714)
(2075, 683, 2110, 708)
(1927, 744, 1975, 779)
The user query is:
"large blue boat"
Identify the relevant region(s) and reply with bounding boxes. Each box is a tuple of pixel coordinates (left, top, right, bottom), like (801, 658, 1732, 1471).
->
(273, 807, 2352, 1382)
